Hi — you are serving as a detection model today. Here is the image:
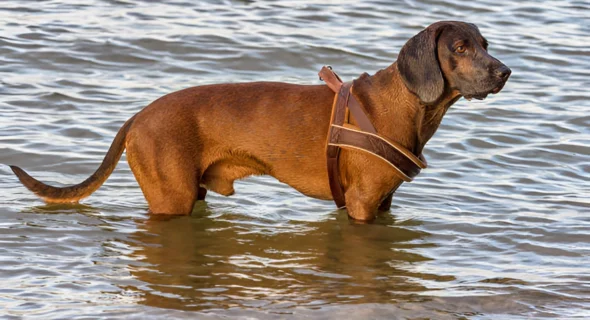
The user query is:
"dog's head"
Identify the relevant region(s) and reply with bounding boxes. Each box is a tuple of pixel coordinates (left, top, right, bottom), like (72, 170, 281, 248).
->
(397, 21, 511, 104)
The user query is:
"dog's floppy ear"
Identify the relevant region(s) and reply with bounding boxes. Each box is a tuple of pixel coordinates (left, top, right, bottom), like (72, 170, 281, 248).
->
(397, 23, 447, 105)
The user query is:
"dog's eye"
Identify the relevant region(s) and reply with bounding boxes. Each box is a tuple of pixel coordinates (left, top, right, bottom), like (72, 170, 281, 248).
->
(455, 46, 466, 53)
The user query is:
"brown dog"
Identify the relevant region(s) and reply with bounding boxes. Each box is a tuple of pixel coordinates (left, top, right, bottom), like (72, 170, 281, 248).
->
(11, 21, 510, 221)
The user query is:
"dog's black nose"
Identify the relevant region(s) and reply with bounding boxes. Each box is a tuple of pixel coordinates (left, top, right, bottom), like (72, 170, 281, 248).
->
(495, 65, 511, 81)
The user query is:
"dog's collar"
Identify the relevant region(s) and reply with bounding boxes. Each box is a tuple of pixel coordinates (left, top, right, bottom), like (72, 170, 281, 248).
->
(319, 66, 427, 208)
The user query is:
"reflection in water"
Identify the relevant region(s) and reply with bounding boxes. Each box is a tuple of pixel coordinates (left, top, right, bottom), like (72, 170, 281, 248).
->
(25, 203, 100, 215)
(125, 205, 447, 311)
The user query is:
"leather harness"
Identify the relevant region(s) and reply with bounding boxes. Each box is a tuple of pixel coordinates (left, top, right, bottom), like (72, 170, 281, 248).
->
(319, 66, 427, 208)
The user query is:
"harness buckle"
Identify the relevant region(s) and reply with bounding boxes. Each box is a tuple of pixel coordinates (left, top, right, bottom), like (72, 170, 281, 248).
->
(319, 65, 333, 81)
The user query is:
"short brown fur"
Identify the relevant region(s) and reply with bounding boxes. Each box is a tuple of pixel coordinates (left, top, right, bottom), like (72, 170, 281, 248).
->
(10, 21, 510, 221)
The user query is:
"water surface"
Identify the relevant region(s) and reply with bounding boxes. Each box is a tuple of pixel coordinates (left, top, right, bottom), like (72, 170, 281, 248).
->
(0, 0, 589, 319)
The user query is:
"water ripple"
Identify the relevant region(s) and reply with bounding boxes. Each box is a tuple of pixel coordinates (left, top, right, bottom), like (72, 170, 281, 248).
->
(0, 0, 589, 319)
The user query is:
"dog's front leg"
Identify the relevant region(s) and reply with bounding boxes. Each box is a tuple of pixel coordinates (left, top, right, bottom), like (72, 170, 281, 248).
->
(344, 185, 383, 222)
(377, 193, 393, 211)
(377, 182, 403, 211)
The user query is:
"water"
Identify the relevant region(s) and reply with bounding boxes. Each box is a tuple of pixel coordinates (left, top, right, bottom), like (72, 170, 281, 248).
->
(0, 0, 588, 319)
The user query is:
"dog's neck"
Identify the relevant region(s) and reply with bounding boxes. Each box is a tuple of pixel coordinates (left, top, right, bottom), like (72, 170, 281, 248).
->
(352, 62, 461, 155)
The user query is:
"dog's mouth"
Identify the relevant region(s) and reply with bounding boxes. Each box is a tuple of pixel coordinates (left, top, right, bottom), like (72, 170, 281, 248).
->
(491, 85, 503, 94)
(464, 92, 489, 101)
(464, 83, 505, 101)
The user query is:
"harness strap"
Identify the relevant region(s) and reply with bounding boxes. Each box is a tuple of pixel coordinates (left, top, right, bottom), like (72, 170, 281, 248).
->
(328, 125, 424, 182)
(325, 81, 351, 208)
(319, 66, 343, 93)
(320, 67, 376, 134)
(346, 92, 377, 134)
(319, 66, 426, 208)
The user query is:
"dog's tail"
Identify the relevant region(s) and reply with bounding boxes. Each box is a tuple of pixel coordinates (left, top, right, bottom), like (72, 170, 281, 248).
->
(10, 116, 136, 203)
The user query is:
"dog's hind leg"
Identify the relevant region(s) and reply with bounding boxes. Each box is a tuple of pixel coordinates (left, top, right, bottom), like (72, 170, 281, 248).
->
(135, 167, 200, 215)
(126, 140, 200, 215)
(134, 166, 200, 215)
